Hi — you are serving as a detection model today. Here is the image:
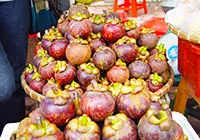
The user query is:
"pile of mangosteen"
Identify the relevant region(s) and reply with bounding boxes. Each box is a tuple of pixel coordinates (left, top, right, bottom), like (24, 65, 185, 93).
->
(18, 4, 188, 140)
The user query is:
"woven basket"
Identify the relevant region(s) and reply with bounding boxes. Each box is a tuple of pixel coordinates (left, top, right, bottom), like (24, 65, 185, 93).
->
(21, 73, 45, 102)
(21, 68, 174, 102)
(168, 23, 200, 44)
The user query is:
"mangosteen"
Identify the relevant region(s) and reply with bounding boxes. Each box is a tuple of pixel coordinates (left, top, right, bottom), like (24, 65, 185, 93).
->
(64, 114, 100, 140)
(117, 78, 151, 119)
(81, 80, 115, 121)
(38, 55, 56, 80)
(138, 27, 159, 50)
(93, 46, 116, 70)
(148, 54, 169, 74)
(49, 39, 68, 60)
(150, 43, 166, 56)
(91, 14, 105, 33)
(102, 113, 137, 140)
(54, 61, 76, 86)
(77, 62, 100, 86)
(65, 81, 84, 116)
(124, 19, 140, 39)
(57, 13, 69, 35)
(40, 88, 75, 127)
(42, 78, 61, 96)
(68, 4, 90, 21)
(42, 27, 64, 52)
(136, 46, 150, 62)
(32, 48, 48, 69)
(29, 72, 46, 93)
(138, 109, 175, 140)
(146, 73, 163, 92)
(68, 11, 92, 39)
(88, 33, 106, 53)
(65, 38, 92, 65)
(107, 59, 129, 83)
(128, 60, 150, 79)
(101, 17, 125, 42)
(112, 36, 138, 63)
(24, 64, 37, 83)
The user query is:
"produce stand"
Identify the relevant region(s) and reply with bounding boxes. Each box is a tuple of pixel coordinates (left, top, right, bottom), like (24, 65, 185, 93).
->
(6, 4, 194, 139)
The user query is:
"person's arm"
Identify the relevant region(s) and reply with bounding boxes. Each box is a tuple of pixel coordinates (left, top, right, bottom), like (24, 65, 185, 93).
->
(0, 41, 15, 102)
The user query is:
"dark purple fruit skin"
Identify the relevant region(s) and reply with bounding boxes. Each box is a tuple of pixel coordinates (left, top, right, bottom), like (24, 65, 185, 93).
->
(93, 47, 116, 70)
(39, 61, 56, 80)
(148, 55, 169, 74)
(89, 38, 106, 53)
(68, 19, 92, 39)
(29, 79, 46, 93)
(77, 69, 100, 86)
(41, 39, 52, 52)
(55, 64, 76, 86)
(81, 91, 115, 121)
(49, 40, 68, 60)
(40, 98, 75, 127)
(137, 115, 175, 140)
(146, 79, 163, 92)
(92, 23, 104, 34)
(117, 91, 151, 119)
(64, 31, 75, 41)
(25, 73, 34, 84)
(32, 56, 41, 69)
(102, 118, 137, 140)
(65, 130, 100, 140)
(101, 24, 125, 42)
(112, 44, 138, 63)
(128, 60, 150, 79)
(126, 28, 140, 39)
(138, 33, 158, 49)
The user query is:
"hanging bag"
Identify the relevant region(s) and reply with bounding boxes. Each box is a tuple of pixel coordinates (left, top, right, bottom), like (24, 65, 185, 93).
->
(29, 0, 57, 34)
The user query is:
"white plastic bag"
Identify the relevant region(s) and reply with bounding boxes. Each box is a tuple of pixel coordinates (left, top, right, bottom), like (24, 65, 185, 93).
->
(180, 11, 200, 36)
(175, 0, 200, 8)
(165, 4, 199, 28)
(158, 33, 180, 75)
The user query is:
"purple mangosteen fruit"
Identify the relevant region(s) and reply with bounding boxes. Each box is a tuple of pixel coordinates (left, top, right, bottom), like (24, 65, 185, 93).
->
(112, 36, 138, 63)
(102, 113, 137, 140)
(93, 46, 116, 70)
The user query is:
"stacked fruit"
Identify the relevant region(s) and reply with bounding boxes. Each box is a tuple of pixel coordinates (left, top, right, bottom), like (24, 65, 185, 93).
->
(19, 4, 188, 140)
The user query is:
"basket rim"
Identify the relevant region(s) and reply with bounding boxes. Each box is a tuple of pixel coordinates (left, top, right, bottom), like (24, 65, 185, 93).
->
(168, 23, 200, 45)
(21, 67, 174, 102)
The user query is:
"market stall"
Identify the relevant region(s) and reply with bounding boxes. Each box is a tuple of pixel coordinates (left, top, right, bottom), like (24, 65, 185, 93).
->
(1, 1, 200, 140)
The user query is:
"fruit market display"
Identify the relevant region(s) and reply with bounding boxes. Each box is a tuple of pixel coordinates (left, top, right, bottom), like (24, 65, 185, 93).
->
(16, 4, 188, 140)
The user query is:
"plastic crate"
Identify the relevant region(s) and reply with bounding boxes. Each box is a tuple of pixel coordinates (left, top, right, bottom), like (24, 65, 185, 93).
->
(178, 38, 200, 98)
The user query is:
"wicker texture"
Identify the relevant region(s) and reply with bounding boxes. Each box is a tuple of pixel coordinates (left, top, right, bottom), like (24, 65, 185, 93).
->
(168, 23, 200, 45)
(21, 67, 174, 102)
(149, 67, 174, 101)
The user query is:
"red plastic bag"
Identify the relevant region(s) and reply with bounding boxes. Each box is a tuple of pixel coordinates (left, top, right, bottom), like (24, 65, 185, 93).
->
(139, 17, 168, 38)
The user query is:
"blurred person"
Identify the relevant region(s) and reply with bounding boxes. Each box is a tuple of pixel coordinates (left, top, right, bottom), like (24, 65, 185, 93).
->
(0, 0, 30, 134)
